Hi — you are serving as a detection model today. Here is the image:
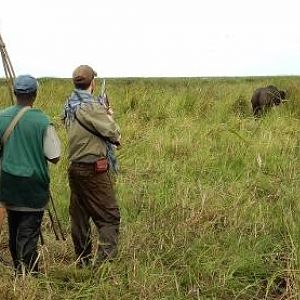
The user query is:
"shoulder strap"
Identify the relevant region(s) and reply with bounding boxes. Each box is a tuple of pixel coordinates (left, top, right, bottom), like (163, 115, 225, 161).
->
(1, 106, 31, 145)
(72, 90, 120, 146)
(74, 112, 120, 146)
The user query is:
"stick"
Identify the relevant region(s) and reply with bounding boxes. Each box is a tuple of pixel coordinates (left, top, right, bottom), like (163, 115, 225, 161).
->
(47, 209, 60, 241)
(49, 193, 66, 241)
(0, 208, 5, 235)
(0, 33, 15, 104)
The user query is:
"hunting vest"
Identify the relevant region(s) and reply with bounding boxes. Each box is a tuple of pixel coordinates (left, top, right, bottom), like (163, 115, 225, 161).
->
(0, 105, 50, 208)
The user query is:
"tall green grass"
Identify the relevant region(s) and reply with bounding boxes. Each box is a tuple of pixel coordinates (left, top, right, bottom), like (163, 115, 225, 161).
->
(0, 76, 300, 299)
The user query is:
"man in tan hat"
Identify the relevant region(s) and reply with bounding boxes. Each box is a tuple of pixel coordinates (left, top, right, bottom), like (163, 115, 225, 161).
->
(63, 65, 121, 267)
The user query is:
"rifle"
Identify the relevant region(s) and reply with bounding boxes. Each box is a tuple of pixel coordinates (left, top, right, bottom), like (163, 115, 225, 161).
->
(99, 78, 112, 114)
(97, 79, 120, 174)
(101, 78, 106, 99)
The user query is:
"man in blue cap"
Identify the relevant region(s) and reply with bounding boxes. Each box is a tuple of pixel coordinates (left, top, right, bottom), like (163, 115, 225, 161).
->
(0, 74, 61, 275)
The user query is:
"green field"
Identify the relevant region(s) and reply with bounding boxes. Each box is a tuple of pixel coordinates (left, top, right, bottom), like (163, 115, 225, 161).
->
(1, 76, 300, 299)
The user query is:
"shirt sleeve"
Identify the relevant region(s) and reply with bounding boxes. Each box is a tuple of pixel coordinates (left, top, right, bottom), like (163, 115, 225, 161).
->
(78, 103, 121, 144)
(43, 125, 61, 160)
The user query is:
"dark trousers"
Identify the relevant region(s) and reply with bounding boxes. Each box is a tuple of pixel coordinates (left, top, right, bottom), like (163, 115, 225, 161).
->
(68, 163, 120, 265)
(7, 209, 44, 274)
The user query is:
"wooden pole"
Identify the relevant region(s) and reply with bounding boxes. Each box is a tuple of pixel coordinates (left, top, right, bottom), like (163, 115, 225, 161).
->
(0, 208, 5, 233)
(0, 33, 15, 105)
(0, 33, 16, 234)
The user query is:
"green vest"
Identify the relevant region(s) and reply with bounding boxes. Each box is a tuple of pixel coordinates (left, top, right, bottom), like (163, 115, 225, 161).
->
(0, 105, 50, 208)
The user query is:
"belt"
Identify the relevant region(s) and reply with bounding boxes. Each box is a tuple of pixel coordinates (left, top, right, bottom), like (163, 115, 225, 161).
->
(71, 161, 95, 166)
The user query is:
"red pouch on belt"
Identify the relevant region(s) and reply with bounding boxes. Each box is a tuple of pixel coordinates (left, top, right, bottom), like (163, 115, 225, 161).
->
(94, 158, 108, 173)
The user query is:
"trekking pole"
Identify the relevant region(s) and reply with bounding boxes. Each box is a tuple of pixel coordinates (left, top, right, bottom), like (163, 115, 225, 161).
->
(49, 193, 66, 241)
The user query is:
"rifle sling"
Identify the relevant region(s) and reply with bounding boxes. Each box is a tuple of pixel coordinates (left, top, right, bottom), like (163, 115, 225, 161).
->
(72, 90, 119, 146)
(74, 112, 118, 146)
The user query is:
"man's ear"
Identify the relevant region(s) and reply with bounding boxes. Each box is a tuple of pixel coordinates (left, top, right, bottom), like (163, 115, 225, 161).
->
(91, 79, 96, 94)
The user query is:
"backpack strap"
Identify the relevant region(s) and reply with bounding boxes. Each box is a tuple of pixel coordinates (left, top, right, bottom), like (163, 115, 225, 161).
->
(1, 106, 31, 145)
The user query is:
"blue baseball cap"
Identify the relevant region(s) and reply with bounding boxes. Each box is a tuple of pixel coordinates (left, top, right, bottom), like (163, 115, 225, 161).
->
(14, 75, 38, 94)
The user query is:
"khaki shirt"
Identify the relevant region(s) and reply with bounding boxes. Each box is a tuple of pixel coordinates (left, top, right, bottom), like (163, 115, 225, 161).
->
(66, 102, 120, 163)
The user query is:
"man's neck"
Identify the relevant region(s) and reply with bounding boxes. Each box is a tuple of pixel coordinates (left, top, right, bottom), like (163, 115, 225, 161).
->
(16, 101, 33, 107)
(87, 86, 93, 94)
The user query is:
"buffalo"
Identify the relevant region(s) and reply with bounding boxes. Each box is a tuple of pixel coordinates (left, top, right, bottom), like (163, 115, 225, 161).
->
(251, 85, 286, 117)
